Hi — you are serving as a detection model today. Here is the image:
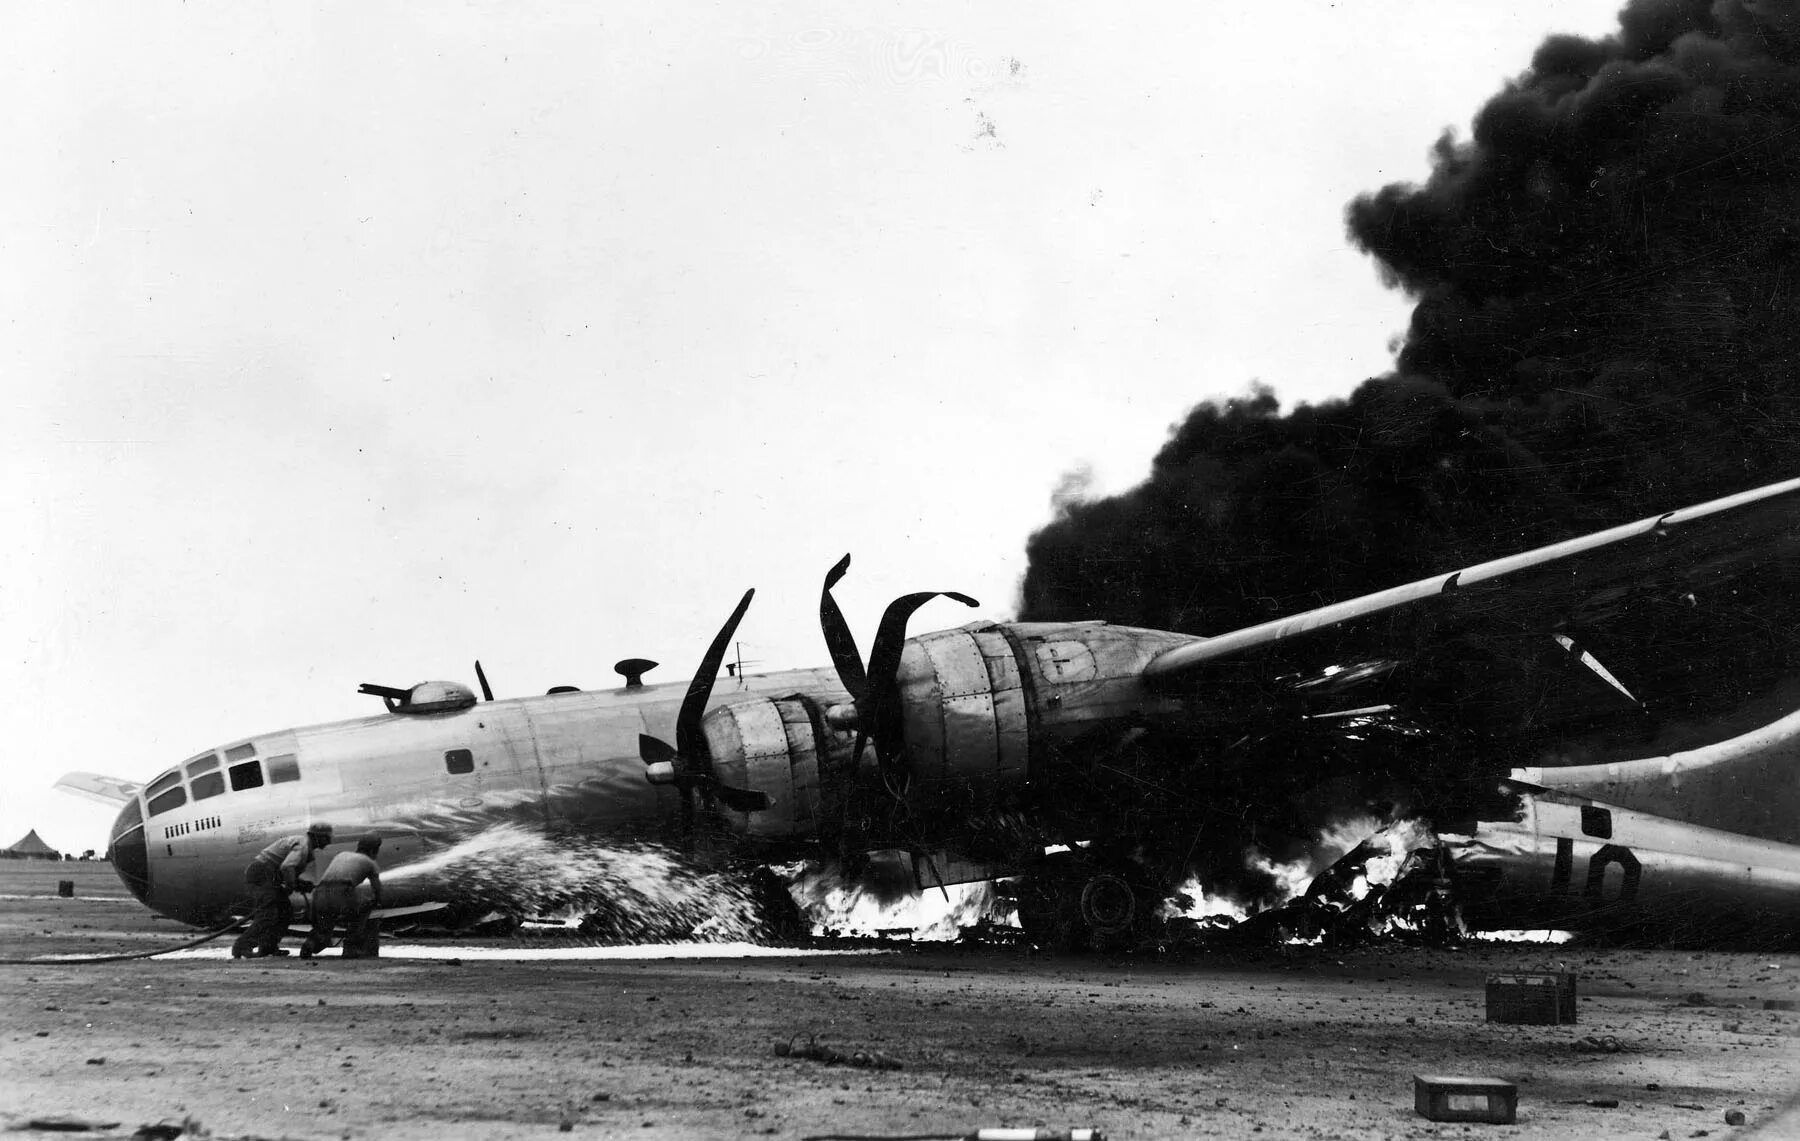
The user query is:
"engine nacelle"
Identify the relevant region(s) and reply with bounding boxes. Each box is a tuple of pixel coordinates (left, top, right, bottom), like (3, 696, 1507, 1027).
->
(893, 621, 1195, 824)
(701, 621, 1200, 844)
(702, 695, 844, 841)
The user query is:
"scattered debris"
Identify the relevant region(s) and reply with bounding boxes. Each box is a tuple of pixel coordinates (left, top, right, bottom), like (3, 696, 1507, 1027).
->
(774, 1034, 902, 1070)
(1724, 1110, 1747, 1125)
(1573, 1034, 1623, 1052)
(21, 1119, 122, 1133)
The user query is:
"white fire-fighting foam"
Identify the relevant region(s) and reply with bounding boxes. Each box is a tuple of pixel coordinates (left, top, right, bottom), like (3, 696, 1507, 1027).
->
(162, 941, 874, 962)
(382, 824, 763, 942)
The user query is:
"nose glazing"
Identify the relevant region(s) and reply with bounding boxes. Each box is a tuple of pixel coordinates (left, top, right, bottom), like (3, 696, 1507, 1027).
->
(108, 797, 151, 905)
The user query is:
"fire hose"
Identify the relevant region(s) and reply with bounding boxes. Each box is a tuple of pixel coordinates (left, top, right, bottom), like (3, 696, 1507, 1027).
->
(0, 919, 246, 966)
(0, 884, 347, 966)
(802, 1123, 1094, 1130)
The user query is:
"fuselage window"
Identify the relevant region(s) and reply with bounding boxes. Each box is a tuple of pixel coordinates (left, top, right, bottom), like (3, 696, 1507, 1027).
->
(147, 785, 187, 817)
(267, 754, 301, 784)
(225, 742, 257, 763)
(445, 748, 474, 775)
(229, 760, 264, 792)
(185, 753, 220, 778)
(190, 772, 226, 801)
(144, 770, 182, 798)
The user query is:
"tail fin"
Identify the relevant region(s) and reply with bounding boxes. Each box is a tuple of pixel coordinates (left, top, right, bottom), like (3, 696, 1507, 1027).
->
(54, 772, 142, 806)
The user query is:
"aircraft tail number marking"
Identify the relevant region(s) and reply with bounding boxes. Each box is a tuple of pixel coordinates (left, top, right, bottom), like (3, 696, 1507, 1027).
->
(1550, 837, 1642, 903)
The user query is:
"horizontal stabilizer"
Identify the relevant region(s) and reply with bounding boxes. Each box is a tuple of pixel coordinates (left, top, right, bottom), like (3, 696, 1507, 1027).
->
(54, 772, 142, 806)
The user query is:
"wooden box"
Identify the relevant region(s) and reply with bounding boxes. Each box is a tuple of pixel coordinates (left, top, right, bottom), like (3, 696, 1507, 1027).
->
(1414, 1075, 1519, 1124)
(1485, 972, 1577, 1024)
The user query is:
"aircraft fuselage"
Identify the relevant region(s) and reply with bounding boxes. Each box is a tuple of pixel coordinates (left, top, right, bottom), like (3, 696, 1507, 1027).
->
(107, 619, 1205, 926)
(109, 666, 847, 924)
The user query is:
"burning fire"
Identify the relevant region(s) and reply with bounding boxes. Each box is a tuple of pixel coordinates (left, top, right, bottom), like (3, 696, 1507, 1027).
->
(782, 861, 1009, 940)
(1166, 815, 1439, 928)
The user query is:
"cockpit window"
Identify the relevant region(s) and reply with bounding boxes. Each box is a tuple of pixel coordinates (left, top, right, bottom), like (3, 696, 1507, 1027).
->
(267, 754, 301, 784)
(144, 770, 182, 798)
(225, 743, 257, 763)
(190, 772, 226, 800)
(229, 760, 264, 792)
(113, 797, 143, 834)
(185, 753, 219, 778)
(147, 785, 187, 817)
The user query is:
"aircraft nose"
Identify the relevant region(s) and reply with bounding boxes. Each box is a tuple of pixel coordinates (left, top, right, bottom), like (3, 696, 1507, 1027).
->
(107, 796, 151, 905)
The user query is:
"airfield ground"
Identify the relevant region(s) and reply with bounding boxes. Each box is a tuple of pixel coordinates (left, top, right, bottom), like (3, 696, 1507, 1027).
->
(2, 863, 1797, 1141)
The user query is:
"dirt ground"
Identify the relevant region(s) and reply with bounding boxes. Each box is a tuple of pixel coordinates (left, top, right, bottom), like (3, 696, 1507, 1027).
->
(3, 863, 1797, 1141)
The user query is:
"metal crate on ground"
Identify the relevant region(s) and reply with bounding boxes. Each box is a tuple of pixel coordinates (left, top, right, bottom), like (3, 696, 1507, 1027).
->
(1485, 971, 1577, 1024)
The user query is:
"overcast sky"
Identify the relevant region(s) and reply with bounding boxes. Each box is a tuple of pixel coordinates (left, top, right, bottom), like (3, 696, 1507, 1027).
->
(3, 1, 1625, 854)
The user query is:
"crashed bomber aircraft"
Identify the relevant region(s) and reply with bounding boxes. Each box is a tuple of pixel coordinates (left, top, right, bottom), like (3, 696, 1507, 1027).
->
(57, 476, 1800, 948)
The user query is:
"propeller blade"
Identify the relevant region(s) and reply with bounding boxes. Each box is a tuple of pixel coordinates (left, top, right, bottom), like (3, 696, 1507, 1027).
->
(640, 734, 699, 834)
(865, 591, 979, 697)
(819, 554, 869, 702)
(639, 734, 679, 767)
(474, 661, 494, 702)
(675, 589, 755, 770)
(863, 590, 979, 764)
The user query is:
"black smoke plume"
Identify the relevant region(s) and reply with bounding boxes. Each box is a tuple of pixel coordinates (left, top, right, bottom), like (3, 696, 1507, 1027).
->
(1020, 0, 1800, 905)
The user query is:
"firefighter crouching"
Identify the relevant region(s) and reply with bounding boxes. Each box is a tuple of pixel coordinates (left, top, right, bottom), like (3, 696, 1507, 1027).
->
(231, 822, 332, 959)
(301, 833, 384, 960)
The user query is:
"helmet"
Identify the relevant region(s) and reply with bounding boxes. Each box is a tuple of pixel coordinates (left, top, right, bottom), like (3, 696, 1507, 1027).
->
(307, 823, 334, 841)
(356, 832, 383, 856)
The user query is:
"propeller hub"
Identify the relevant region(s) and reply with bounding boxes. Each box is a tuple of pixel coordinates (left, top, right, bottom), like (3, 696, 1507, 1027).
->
(823, 703, 860, 731)
(644, 761, 680, 786)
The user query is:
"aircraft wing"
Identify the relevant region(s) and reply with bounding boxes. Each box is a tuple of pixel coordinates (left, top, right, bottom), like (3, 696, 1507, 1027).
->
(1142, 475, 1800, 751)
(1145, 476, 1800, 676)
(54, 772, 143, 806)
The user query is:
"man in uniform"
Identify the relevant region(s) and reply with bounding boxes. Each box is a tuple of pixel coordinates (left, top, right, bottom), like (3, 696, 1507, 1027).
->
(230, 823, 332, 959)
(300, 832, 384, 960)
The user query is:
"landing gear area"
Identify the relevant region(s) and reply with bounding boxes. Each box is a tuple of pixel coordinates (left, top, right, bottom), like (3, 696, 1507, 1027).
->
(995, 840, 1473, 954)
(1005, 852, 1168, 952)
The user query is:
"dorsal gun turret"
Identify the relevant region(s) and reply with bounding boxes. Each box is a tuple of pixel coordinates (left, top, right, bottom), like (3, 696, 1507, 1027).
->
(357, 680, 478, 715)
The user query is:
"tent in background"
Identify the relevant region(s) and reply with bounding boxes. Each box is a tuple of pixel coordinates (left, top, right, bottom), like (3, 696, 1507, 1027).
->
(3, 830, 61, 860)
